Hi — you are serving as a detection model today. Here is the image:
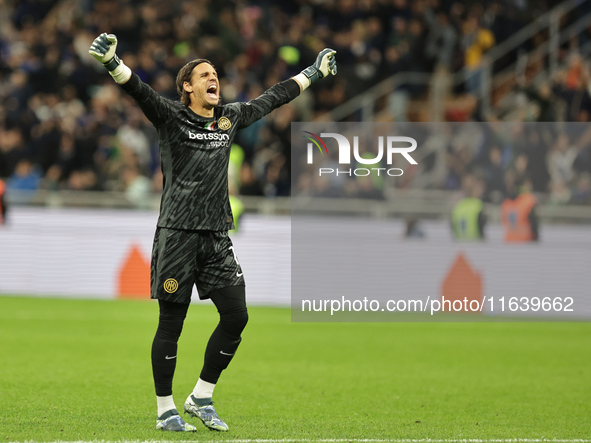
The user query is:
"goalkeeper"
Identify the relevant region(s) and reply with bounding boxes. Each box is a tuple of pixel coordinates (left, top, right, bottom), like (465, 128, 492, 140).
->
(89, 33, 336, 433)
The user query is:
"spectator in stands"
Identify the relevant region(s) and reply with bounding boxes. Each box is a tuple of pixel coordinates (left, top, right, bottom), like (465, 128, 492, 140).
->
(0, 0, 589, 204)
(424, 7, 458, 72)
(239, 163, 264, 196)
(0, 179, 7, 225)
(482, 146, 506, 203)
(548, 133, 578, 187)
(461, 15, 495, 95)
(572, 172, 591, 205)
(65, 168, 100, 192)
(501, 171, 539, 242)
(7, 159, 41, 192)
(451, 173, 486, 240)
(404, 217, 425, 239)
(122, 164, 152, 209)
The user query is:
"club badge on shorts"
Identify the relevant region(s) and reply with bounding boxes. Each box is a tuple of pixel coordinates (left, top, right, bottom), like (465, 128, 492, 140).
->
(163, 278, 178, 293)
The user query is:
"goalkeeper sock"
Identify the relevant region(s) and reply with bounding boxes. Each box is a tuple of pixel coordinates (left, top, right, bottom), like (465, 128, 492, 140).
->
(156, 395, 176, 418)
(151, 336, 178, 396)
(198, 286, 247, 384)
(151, 300, 189, 397)
(192, 378, 216, 399)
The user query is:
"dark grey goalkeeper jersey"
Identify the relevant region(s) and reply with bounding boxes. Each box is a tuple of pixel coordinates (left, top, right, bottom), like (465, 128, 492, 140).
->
(121, 73, 299, 231)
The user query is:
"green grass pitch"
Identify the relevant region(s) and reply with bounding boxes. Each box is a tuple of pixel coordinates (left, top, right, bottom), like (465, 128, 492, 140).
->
(0, 296, 590, 441)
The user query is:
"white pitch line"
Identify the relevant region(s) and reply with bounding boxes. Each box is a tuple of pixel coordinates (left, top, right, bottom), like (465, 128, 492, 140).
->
(15, 439, 591, 443)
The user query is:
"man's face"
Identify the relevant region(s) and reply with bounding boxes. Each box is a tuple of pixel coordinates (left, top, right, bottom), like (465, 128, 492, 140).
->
(184, 62, 219, 109)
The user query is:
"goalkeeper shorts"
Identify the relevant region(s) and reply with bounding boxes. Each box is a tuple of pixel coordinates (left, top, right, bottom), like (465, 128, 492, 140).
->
(150, 227, 245, 303)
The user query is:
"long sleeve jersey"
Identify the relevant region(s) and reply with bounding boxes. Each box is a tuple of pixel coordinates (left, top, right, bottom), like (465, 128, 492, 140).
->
(120, 73, 300, 231)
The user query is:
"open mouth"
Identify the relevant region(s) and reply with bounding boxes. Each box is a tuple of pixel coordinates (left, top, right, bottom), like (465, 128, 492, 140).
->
(206, 84, 218, 100)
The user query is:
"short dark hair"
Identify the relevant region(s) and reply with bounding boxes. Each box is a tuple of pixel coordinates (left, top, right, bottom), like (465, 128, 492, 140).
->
(176, 59, 215, 106)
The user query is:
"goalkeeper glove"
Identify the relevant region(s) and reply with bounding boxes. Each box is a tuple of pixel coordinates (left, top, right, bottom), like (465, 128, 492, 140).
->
(89, 33, 131, 84)
(294, 48, 337, 91)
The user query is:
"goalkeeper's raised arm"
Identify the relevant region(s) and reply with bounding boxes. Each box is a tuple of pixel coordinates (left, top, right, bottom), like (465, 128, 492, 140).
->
(88, 32, 336, 107)
(226, 47, 337, 128)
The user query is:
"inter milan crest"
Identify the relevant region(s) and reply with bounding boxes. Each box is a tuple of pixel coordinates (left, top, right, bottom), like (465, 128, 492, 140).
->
(163, 278, 178, 293)
(218, 117, 232, 130)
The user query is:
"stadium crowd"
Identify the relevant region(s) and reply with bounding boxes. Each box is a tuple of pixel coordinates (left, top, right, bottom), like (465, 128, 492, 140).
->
(0, 0, 590, 205)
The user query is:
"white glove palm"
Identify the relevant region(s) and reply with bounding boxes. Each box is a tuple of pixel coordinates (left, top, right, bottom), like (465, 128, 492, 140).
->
(89, 33, 120, 70)
(88, 32, 131, 84)
(315, 48, 338, 77)
(295, 48, 337, 91)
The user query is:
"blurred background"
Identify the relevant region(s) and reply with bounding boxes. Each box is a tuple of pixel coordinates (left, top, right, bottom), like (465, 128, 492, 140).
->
(1, 0, 591, 304)
(2, 0, 591, 207)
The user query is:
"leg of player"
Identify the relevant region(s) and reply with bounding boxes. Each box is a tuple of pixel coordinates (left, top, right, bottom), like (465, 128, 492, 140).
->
(152, 300, 196, 432)
(184, 285, 248, 432)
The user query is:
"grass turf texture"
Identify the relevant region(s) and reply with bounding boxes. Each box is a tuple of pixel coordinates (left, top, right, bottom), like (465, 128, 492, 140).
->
(0, 296, 589, 441)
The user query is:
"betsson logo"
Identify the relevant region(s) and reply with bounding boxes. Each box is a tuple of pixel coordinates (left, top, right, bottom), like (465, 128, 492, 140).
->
(189, 131, 230, 141)
(303, 132, 418, 177)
